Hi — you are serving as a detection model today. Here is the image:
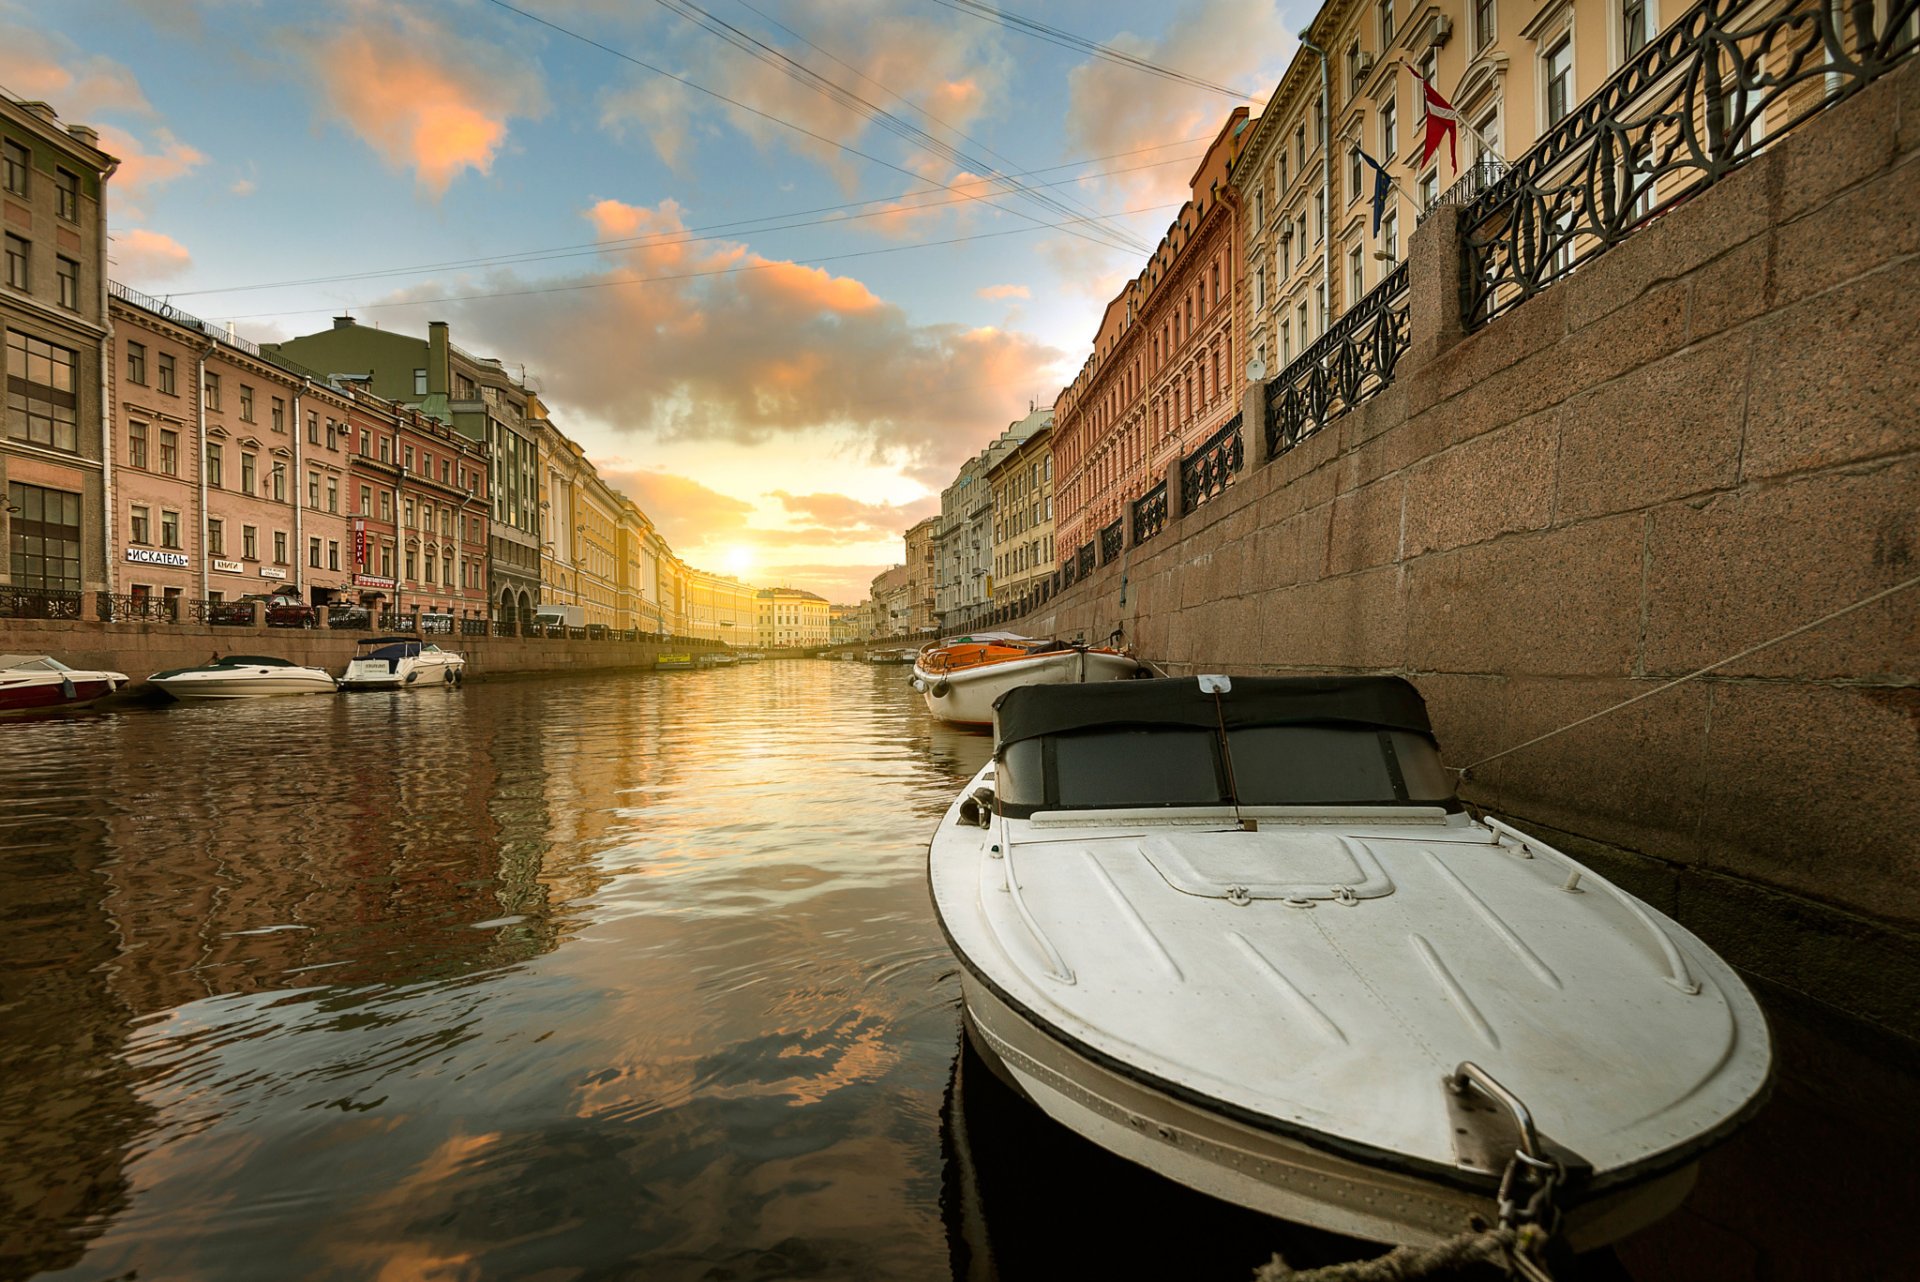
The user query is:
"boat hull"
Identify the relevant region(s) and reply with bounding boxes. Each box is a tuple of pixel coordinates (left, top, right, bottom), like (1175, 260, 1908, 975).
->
(957, 970, 1695, 1250)
(0, 673, 124, 713)
(339, 655, 464, 690)
(150, 670, 337, 699)
(912, 649, 1143, 726)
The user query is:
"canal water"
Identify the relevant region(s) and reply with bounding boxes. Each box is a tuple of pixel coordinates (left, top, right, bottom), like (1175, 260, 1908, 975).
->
(1, 661, 1915, 1281)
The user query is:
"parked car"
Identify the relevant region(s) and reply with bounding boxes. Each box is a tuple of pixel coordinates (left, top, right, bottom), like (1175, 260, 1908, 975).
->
(327, 601, 373, 628)
(210, 591, 316, 628)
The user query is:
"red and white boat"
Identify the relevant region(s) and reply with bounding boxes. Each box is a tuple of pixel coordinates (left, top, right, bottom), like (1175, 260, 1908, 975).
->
(910, 632, 1148, 727)
(0, 654, 129, 714)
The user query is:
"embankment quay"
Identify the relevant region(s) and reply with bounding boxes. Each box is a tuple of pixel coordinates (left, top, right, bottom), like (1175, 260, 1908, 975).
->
(991, 53, 1920, 1053)
(0, 616, 729, 690)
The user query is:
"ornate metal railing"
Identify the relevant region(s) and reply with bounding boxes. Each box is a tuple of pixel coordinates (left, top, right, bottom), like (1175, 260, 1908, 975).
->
(1265, 265, 1410, 459)
(176, 597, 218, 625)
(96, 592, 171, 623)
(1132, 481, 1168, 546)
(1180, 414, 1244, 512)
(1419, 156, 1509, 225)
(1075, 541, 1096, 581)
(109, 280, 262, 357)
(0, 584, 83, 620)
(460, 617, 489, 636)
(1099, 518, 1124, 564)
(1464, 0, 1920, 327)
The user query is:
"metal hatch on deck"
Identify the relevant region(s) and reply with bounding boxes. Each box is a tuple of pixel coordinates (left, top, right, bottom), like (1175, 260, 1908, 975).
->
(1138, 832, 1395, 901)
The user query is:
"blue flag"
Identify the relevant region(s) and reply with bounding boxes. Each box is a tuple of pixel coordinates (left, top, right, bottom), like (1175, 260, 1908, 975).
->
(1357, 147, 1392, 236)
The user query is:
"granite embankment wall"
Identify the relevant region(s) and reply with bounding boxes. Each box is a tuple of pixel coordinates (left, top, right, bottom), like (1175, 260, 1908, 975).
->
(1029, 60, 1920, 1036)
(0, 617, 706, 686)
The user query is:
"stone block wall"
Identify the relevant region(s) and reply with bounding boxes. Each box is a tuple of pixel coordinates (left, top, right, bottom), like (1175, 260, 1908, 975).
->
(1026, 58, 1920, 1036)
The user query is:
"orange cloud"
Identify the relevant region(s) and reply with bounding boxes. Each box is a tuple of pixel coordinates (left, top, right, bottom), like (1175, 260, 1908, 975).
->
(96, 124, 206, 205)
(113, 228, 193, 283)
(0, 20, 154, 120)
(978, 284, 1031, 301)
(303, 6, 545, 195)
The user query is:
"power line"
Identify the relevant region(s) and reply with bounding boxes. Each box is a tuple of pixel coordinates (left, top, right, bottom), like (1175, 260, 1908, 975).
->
(214, 199, 1181, 322)
(484, 0, 1147, 257)
(168, 145, 1204, 299)
(927, 0, 1262, 102)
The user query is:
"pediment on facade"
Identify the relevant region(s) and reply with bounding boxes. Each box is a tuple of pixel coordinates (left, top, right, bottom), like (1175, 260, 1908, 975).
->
(206, 424, 230, 440)
(1457, 53, 1511, 113)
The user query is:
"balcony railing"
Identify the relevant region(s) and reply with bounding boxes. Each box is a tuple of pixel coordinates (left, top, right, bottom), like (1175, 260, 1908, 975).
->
(109, 280, 262, 357)
(1075, 541, 1096, 581)
(1463, 0, 1919, 327)
(0, 584, 83, 620)
(1132, 481, 1168, 546)
(1099, 518, 1124, 564)
(1179, 414, 1244, 513)
(1264, 264, 1410, 459)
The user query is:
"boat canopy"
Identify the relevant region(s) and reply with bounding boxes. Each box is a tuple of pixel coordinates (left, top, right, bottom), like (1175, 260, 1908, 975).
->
(355, 637, 423, 658)
(993, 675, 1435, 747)
(0, 655, 72, 672)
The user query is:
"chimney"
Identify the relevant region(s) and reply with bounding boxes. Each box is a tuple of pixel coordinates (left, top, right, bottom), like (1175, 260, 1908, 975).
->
(427, 321, 450, 396)
(20, 102, 58, 123)
(66, 124, 99, 148)
(333, 315, 355, 329)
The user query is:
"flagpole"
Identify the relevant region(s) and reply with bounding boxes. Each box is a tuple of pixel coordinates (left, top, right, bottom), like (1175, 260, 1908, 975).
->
(1400, 62, 1499, 174)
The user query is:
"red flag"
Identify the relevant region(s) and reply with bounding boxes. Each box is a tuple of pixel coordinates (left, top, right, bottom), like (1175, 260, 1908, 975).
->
(1412, 69, 1459, 173)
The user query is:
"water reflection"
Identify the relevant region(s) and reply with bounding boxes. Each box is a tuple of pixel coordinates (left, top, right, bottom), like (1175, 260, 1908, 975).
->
(1, 662, 1914, 1280)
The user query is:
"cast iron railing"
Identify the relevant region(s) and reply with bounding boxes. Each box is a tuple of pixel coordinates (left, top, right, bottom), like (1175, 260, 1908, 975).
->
(109, 280, 263, 357)
(1463, 0, 1920, 327)
(1132, 482, 1168, 546)
(1265, 264, 1410, 459)
(1099, 518, 1124, 564)
(1179, 414, 1243, 512)
(1420, 156, 1509, 224)
(1074, 541, 1096, 581)
(0, 584, 82, 620)
(96, 592, 171, 623)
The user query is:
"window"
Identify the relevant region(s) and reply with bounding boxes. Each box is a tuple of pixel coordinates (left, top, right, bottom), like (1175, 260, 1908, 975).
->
(359, 428, 369, 456)
(380, 490, 392, 520)
(1280, 319, 1291, 364)
(271, 397, 285, 432)
(271, 461, 285, 502)
(1314, 187, 1326, 240)
(326, 476, 338, 513)
(1295, 125, 1306, 170)
(157, 352, 175, 395)
(1380, 0, 1396, 44)
(52, 167, 81, 222)
(203, 372, 220, 411)
(1381, 94, 1397, 159)
(307, 470, 319, 508)
(239, 384, 254, 422)
(1315, 283, 1327, 330)
(404, 498, 415, 529)
(309, 536, 321, 568)
(1474, 0, 1496, 52)
(160, 428, 178, 475)
(208, 518, 225, 556)
(129, 420, 148, 468)
(274, 530, 287, 563)
(307, 413, 318, 445)
(441, 459, 450, 484)
(1347, 43, 1364, 94)
(4, 234, 27, 290)
(127, 341, 147, 384)
(56, 256, 78, 310)
(1383, 209, 1400, 262)
(1622, 0, 1648, 57)
(205, 442, 223, 487)
(328, 540, 340, 571)
(243, 525, 258, 560)
(1, 140, 27, 196)
(380, 545, 393, 577)
(414, 368, 427, 395)
(326, 420, 337, 450)
(425, 550, 435, 584)
(130, 505, 151, 545)
(1418, 49, 1438, 105)
(1420, 169, 1439, 210)
(241, 452, 256, 494)
(161, 509, 181, 549)
(6, 330, 78, 452)
(403, 445, 414, 470)
(1545, 38, 1575, 126)
(379, 435, 390, 463)
(7, 482, 81, 591)
(1298, 299, 1310, 344)
(1254, 265, 1265, 312)
(1475, 108, 1503, 167)
(405, 549, 417, 582)
(360, 484, 372, 515)
(1253, 186, 1265, 233)
(1349, 147, 1364, 203)
(1349, 245, 1365, 303)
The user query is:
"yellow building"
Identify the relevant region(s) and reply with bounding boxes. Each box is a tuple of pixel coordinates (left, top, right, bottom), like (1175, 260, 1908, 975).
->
(677, 562, 756, 643)
(988, 420, 1054, 613)
(756, 587, 829, 649)
(529, 396, 622, 627)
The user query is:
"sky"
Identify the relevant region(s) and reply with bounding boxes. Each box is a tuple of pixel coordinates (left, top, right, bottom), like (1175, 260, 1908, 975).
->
(3, 0, 1306, 602)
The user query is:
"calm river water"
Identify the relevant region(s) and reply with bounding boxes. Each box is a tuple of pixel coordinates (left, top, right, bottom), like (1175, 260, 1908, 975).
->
(2, 661, 1915, 1281)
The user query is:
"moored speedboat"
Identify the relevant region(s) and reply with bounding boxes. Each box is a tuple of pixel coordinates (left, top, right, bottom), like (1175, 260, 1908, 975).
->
(910, 632, 1147, 727)
(148, 654, 337, 699)
(927, 675, 1771, 1252)
(0, 654, 129, 713)
(339, 637, 466, 690)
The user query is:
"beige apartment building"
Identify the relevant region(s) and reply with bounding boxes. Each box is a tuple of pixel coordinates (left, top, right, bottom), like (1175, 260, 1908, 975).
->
(756, 586, 829, 648)
(903, 516, 938, 634)
(987, 418, 1054, 609)
(1, 94, 115, 603)
(1236, 0, 1673, 374)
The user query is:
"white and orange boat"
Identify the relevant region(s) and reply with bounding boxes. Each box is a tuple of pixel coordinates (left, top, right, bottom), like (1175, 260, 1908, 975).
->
(910, 632, 1148, 727)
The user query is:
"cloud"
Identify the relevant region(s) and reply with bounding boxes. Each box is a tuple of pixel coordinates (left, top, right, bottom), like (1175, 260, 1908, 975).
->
(977, 284, 1030, 301)
(0, 16, 155, 120)
(595, 1, 1011, 193)
(1064, 0, 1289, 208)
(395, 200, 1059, 485)
(113, 228, 193, 282)
(298, 3, 547, 195)
(589, 466, 755, 550)
(97, 124, 207, 208)
(230, 177, 256, 197)
(757, 561, 892, 605)
(769, 491, 939, 539)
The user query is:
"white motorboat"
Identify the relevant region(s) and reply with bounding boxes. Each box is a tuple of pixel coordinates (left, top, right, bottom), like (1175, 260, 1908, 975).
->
(339, 637, 467, 690)
(910, 632, 1148, 727)
(0, 654, 129, 714)
(147, 654, 338, 699)
(927, 675, 1771, 1252)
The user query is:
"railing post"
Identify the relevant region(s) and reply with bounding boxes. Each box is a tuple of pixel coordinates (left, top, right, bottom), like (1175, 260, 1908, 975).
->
(1164, 454, 1188, 522)
(1246, 380, 1275, 466)
(316, 605, 331, 629)
(1406, 203, 1468, 371)
(250, 600, 266, 628)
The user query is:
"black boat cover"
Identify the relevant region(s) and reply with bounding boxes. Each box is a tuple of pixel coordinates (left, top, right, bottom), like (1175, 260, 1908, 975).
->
(992, 675, 1434, 746)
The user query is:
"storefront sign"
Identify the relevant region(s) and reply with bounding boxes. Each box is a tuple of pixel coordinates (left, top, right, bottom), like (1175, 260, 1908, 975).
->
(353, 517, 367, 568)
(352, 573, 396, 589)
(210, 558, 244, 574)
(126, 547, 189, 568)
(258, 567, 288, 580)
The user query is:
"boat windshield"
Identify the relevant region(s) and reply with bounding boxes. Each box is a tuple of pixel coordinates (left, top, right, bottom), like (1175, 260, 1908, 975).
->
(0, 655, 70, 672)
(997, 723, 1452, 815)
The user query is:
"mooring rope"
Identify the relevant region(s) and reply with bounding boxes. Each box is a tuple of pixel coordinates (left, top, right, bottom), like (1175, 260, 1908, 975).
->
(1254, 1224, 1550, 1281)
(1453, 569, 1920, 780)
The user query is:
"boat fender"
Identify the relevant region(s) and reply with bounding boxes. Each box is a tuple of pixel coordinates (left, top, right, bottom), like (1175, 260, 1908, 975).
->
(444, 668, 455, 686)
(908, 676, 925, 692)
(930, 679, 950, 699)
(405, 671, 417, 685)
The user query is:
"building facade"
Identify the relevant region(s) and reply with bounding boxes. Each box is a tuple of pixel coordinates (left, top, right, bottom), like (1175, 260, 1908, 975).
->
(756, 586, 829, 648)
(677, 564, 755, 642)
(868, 564, 910, 639)
(988, 418, 1054, 611)
(2, 95, 115, 604)
(1054, 108, 1248, 568)
(902, 516, 939, 634)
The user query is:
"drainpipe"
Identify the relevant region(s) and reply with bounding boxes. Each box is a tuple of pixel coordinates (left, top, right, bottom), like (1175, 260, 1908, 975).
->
(292, 385, 305, 599)
(1300, 31, 1334, 330)
(196, 340, 214, 599)
(96, 152, 119, 598)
